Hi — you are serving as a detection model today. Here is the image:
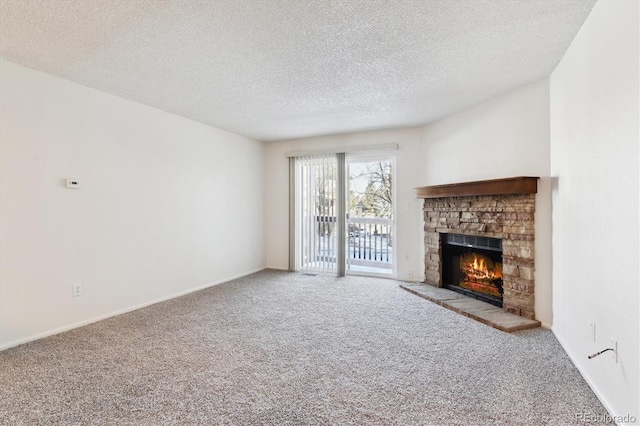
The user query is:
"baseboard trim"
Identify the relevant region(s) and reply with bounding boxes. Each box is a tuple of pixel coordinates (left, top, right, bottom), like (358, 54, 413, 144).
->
(551, 329, 630, 425)
(0, 267, 266, 352)
(265, 265, 289, 271)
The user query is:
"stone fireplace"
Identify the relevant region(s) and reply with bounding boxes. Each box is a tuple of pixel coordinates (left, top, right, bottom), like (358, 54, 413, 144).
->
(417, 177, 538, 320)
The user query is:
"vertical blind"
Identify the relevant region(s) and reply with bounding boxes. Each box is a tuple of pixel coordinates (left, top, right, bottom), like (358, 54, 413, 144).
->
(294, 155, 339, 274)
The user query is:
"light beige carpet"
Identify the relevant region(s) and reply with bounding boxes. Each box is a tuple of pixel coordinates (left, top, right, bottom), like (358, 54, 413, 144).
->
(0, 270, 612, 425)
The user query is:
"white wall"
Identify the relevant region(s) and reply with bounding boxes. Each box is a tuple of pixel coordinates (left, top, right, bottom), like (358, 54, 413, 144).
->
(550, 1, 639, 423)
(264, 128, 425, 281)
(0, 60, 266, 350)
(420, 79, 553, 326)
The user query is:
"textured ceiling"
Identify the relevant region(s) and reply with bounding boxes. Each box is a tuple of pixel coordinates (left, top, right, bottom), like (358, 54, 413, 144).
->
(1, 0, 596, 141)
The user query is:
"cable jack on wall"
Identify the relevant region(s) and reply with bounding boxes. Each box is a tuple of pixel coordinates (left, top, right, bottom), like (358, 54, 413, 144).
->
(587, 348, 614, 359)
(588, 340, 618, 363)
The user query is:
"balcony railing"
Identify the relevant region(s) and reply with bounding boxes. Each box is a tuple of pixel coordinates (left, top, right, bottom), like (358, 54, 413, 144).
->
(348, 216, 393, 271)
(302, 215, 393, 273)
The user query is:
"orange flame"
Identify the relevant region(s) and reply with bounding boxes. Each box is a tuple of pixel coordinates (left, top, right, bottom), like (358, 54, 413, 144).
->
(462, 253, 502, 280)
(460, 253, 502, 298)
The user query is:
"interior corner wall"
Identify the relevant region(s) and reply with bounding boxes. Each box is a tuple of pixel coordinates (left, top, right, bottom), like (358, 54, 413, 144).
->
(549, 0, 639, 422)
(0, 60, 266, 350)
(419, 79, 552, 327)
(264, 127, 425, 282)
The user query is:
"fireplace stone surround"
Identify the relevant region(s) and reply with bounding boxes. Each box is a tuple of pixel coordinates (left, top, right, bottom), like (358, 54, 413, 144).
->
(416, 177, 538, 319)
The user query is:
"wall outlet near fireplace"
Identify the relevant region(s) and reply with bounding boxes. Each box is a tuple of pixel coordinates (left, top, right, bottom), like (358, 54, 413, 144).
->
(72, 283, 82, 297)
(611, 339, 618, 363)
(590, 323, 596, 341)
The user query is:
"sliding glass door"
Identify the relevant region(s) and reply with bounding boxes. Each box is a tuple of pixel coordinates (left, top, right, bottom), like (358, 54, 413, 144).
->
(291, 153, 394, 277)
(346, 157, 394, 275)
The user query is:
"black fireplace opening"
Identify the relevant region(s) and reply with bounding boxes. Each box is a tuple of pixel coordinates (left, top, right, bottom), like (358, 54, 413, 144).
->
(441, 233, 504, 307)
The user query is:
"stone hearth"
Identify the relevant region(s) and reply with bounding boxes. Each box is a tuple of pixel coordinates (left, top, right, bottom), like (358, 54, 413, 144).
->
(417, 177, 538, 320)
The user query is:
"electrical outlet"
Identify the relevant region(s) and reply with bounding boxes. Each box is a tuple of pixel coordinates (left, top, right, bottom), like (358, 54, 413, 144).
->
(404, 254, 410, 261)
(611, 339, 618, 363)
(590, 323, 596, 341)
(72, 283, 82, 297)
(65, 179, 81, 189)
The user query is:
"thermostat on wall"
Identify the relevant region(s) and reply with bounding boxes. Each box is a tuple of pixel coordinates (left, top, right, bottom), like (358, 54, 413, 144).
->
(66, 179, 81, 189)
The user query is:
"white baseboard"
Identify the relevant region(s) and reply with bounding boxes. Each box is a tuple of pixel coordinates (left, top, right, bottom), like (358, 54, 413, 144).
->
(551, 329, 634, 426)
(0, 267, 266, 352)
(265, 265, 289, 271)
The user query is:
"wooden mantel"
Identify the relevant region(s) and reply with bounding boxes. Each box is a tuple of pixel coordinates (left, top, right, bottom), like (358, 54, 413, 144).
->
(416, 176, 538, 199)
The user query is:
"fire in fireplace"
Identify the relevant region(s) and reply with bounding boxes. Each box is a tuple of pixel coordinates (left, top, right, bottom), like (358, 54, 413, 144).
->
(459, 252, 503, 297)
(441, 234, 504, 307)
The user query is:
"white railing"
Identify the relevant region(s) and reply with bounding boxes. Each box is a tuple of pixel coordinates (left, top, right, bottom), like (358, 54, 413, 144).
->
(347, 216, 393, 270)
(301, 215, 393, 272)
